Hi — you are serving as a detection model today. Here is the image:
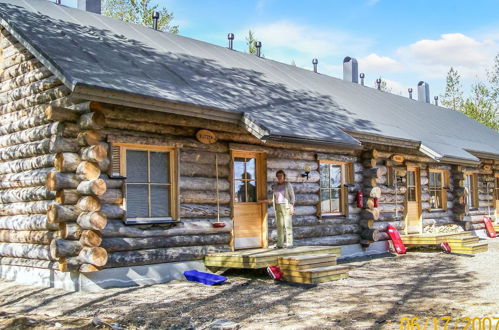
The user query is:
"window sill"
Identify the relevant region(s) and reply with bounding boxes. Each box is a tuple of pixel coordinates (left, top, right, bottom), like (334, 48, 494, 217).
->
(320, 214, 347, 219)
(125, 218, 177, 225)
(429, 209, 447, 212)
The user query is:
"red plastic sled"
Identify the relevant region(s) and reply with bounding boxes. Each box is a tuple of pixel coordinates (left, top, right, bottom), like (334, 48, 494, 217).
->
(483, 217, 497, 238)
(387, 225, 407, 254)
(267, 265, 284, 280)
(440, 242, 452, 253)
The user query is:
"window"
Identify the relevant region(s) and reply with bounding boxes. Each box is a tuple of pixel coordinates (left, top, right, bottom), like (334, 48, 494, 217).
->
(406, 170, 417, 202)
(114, 144, 177, 223)
(319, 161, 351, 216)
(233, 156, 257, 203)
(463, 173, 478, 209)
(429, 170, 448, 210)
(496, 176, 499, 201)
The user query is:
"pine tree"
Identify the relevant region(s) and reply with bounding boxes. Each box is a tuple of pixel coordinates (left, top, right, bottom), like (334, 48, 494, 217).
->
(102, 0, 178, 34)
(460, 82, 499, 131)
(440, 67, 463, 110)
(245, 30, 257, 54)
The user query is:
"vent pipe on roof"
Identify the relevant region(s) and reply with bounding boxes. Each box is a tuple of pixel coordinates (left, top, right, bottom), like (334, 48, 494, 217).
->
(56, 0, 61, 4)
(408, 88, 413, 99)
(434, 96, 439, 106)
(227, 33, 234, 50)
(255, 41, 262, 57)
(418, 81, 430, 103)
(152, 12, 160, 30)
(360, 73, 365, 86)
(312, 58, 318, 73)
(376, 78, 382, 90)
(343, 56, 359, 83)
(77, 0, 101, 14)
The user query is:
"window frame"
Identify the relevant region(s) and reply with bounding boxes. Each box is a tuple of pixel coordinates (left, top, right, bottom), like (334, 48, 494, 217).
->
(428, 169, 449, 211)
(318, 160, 352, 217)
(495, 174, 499, 202)
(115, 143, 178, 224)
(463, 172, 478, 209)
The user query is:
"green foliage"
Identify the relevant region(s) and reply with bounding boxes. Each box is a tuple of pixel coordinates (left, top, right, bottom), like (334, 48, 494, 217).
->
(102, 0, 178, 34)
(460, 82, 499, 131)
(245, 30, 257, 54)
(440, 67, 463, 110)
(375, 78, 391, 92)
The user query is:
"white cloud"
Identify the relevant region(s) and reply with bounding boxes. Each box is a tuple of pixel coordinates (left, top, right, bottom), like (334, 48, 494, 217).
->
(365, 0, 380, 6)
(359, 53, 402, 73)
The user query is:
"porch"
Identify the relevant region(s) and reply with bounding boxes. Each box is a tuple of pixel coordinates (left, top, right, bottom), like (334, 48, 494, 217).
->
(401, 231, 489, 254)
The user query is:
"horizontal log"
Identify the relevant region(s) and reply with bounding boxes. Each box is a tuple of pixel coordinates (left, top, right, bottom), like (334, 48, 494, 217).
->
(266, 158, 318, 171)
(50, 238, 82, 258)
(267, 169, 320, 183)
(0, 58, 42, 83)
(76, 130, 101, 146)
(100, 204, 125, 219)
(0, 122, 62, 148)
(378, 194, 404, 203)
(0, 76, 62, 109)
(78, 111, 105, 130)
(363, 166, 387, 178)
(104, 120, 196, 139)
(0, 200, 52, 216)
(0, 242, 54, 260)
(179, 177, 230, 192)
(0, 167, 52, 189)
(376, 185, 407, 195)
(268, 205, 317, 217)
(0, 153, 55, 175)
(104, 245, 230, 268)
(55, 189, 80, 204)
(179, 150, 230, 165)
(422, 210, 452, 219)
(77, 179, 107, 196)
(102, 233, 231, 253)
(47, 204, 81, 223)
(60, 222, 83, 240)
(76, 161, 101, 180)
(44, 105, 80, 122)
(79, 230, 102, 247)
(0, 58, 47, 87)
(293, 234, 360, 246)
(77, 211, 107, 230)
(76, 196, 101, 212)
(0, 186, 55, 203)
(0, 113, 48, 137)
(180, 162, 229, 178)
(80, 143, 107, 162)
(360, 220, 405, 231)
(0, 136, 78, 162)
(101, 219, 232, 238)
(378, 204, 404, 213)
(78, 247, 108, 267)
(0, 229, 58, 244)
(269, 224, 359, 240)
(46, 172, 82, 191)
(98, 189, 123, 204)
(99, 177, 124, 189)
(54, 152, 81, 172)
(361, 208, 380, 221)
(180, 204, 230, 218)
(294, 194, 320, 206)
(79, 264, 101, 273)
(0, 215, 58, 230)
(1, 86, 70, 118)
(316, 153, 358, 163)
(180, 190, 231, 205)
(0, 257, 58, 270)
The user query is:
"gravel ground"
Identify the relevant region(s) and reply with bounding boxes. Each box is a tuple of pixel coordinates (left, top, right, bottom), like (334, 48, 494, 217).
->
(0, 239, 498, 330)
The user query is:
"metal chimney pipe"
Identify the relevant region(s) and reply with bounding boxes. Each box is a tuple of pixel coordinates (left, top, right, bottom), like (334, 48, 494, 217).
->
(255, 41, 262, 57)
(343, 56, 359, 83)
(434, 96, 439, 106)
(360, 73, 365, 86)
(77, 0, 101, 14)
(56, 0, 61, 4)
(376, 78, 382, 90)
(408, 88, 413, 99)
(227, 33, 234, 50)
(312, 58, 318, 73)
(152, 11, 160, 30)
(417, 81, 430, 103)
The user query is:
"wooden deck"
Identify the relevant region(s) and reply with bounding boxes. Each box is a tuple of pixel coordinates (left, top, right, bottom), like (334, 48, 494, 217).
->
(204, 246, 342, 269)
(401, 231, 488, 254)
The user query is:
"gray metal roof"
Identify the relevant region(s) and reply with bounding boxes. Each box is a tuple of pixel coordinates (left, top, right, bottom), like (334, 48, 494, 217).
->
(1, 0, 498, 161)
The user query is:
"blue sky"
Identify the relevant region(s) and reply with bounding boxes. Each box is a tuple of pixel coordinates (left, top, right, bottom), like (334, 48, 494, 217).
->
(62, 0, 499, 99)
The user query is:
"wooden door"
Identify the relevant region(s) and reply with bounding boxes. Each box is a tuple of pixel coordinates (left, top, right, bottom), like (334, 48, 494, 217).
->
(232, 151, 267, 249)
(405, 167, 422, 234)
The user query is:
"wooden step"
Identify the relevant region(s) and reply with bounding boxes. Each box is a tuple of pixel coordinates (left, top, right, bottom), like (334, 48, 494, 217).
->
(278, 253, 336, 265)
(284, 272, 348, 284)
(282, 265, 349, 279)
(279, 260, 337, 271)
(493, 225, 499, 232)
(445, 236, 480, 248)
(450, 242, 488, 254)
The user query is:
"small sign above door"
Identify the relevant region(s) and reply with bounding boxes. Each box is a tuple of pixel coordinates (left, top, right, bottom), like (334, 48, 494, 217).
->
(196, 129, 217, 144)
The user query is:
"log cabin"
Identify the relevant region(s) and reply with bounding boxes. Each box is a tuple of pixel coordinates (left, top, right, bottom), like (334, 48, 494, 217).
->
(0, 0, 498, 290)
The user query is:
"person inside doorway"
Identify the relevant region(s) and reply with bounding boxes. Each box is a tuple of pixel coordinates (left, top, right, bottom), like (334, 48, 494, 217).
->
(272, 170, 295, 248)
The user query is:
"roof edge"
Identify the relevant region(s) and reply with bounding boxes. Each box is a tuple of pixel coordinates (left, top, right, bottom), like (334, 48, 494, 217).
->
(344, 130, 421, 149)
(0, 18, 75, 90)
(465, 149, 499, 161)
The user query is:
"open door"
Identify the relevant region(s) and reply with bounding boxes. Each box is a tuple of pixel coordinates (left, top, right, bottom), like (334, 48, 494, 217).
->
(405, 167, 422, 234)
(231, 150, 267, 249)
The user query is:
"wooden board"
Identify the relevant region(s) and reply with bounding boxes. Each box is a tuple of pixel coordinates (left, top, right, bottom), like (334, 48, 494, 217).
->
(279, 261, 337, 271)
(278, 253, 336, 265)
(282, 265, 350, 279)
(283, 272, 348, 284)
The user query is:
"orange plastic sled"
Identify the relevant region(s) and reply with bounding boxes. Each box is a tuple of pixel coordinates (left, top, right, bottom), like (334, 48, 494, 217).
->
(483, 217, 497, 238)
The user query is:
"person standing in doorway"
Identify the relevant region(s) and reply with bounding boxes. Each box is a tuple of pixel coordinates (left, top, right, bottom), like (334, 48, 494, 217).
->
(272, 170, 295, 248)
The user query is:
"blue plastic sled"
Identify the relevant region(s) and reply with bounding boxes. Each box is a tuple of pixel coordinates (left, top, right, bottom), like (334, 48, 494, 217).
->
(183, 270, 227, 285)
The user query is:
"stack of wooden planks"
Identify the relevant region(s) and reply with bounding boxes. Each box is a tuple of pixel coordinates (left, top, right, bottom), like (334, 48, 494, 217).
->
(278, 253, 349, 284)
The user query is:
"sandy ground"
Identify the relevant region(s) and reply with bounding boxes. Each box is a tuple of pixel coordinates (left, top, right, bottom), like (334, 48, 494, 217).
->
(0, 240, 498, 330)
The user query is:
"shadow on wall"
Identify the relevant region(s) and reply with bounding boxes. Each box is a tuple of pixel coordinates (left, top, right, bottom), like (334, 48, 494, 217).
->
(0, 2, 379, 142)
